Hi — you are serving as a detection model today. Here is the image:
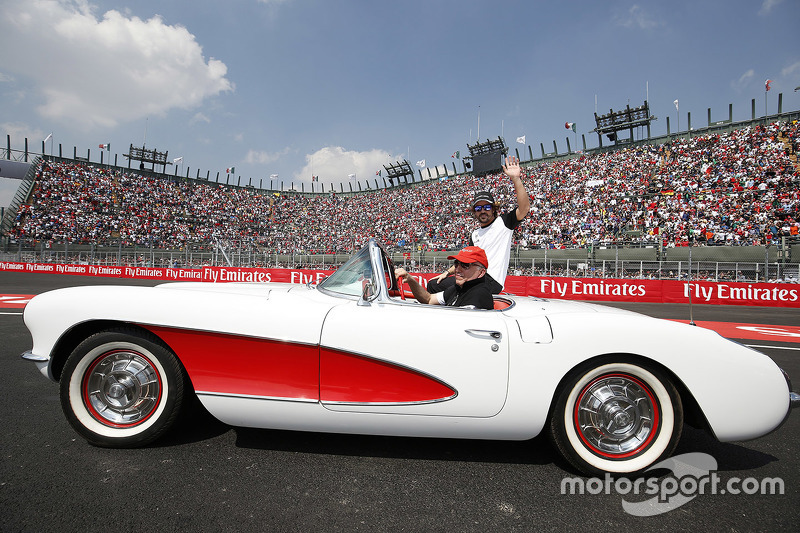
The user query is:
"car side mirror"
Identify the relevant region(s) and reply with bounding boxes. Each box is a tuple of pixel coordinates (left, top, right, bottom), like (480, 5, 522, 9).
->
(358, 279, 377, 306)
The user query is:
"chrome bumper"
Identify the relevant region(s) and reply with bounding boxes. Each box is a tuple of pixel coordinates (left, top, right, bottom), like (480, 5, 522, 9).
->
(21, 350, 53, 380)
(781, 368, 799, 409)
(21, 350, 49, 363)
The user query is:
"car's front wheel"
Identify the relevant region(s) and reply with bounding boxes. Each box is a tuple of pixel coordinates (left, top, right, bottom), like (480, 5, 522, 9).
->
(549, 359, 683, 475)
(60, 327, 185, 447)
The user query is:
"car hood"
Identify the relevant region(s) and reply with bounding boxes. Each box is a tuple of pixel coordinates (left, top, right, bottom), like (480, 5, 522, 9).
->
(24, 281, 340, 368)
(155, 281, 299, 296)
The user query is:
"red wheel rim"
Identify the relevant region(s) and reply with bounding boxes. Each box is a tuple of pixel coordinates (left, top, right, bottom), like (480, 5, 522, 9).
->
(572, 373, 660, 459)
(82, 349, 163, 428)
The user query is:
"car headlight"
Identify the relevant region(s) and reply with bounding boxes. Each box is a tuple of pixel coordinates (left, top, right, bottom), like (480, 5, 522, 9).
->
(780, 368, 800, 408)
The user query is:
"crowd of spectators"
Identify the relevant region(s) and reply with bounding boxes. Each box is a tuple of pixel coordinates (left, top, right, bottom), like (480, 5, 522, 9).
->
(6, 121, 799, 257)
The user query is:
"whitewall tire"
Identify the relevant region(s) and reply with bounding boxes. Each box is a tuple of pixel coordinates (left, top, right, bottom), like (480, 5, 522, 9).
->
(550, 359, 683, 475)
(59, 327, 185, 447)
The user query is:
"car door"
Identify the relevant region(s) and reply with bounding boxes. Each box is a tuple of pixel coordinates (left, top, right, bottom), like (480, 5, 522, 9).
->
(319, 301, 509, 417)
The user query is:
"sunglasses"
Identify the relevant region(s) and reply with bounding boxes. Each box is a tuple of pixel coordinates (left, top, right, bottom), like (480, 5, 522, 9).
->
(473, 205, 493, 212)
(453, 260, 482, 270)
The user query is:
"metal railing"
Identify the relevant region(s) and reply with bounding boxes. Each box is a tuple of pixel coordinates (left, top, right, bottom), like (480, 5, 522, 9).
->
(2, 239, 797, 283)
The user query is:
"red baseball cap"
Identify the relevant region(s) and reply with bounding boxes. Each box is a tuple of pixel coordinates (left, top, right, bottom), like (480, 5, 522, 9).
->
(447, 246, 488, 269)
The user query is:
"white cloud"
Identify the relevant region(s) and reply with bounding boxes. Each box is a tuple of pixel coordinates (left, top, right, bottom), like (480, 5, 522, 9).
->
(0, 0, 233, 129)
(0, 122, 47, 150)
(245, 147, 291, 165)
(294, 146, 401, 185)
(615, 5, 660, 30)
(759, 0, 783, 16)
(190, 113, 211, 125)
(3, 91, 26, 107)
(782, 61, 800, 77)
(731, 69, 755, 92)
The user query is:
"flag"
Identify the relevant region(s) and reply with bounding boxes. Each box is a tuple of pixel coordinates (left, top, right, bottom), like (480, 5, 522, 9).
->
(226, 166, 235, 174)
(173, 156, 183, 164)
(312, 175, 318, 182)
(564, 123, 576, 132)
(674, 99, 679, 111)
(416, 160, 425, 167)
(348, 174, 356, 181)
(765, 79, 772, 91)
(516, 136, 526, 144)
(43, 133, 52, 143)
(99, 143, 110, 151)
(451, 151, 460, 158)
(270, 174, 278, 179)
(376, 170, 381, 176)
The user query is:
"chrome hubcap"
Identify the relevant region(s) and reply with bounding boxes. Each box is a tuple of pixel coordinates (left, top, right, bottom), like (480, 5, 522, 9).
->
(84, 350, 161, 426)
(576, 374, 657, 456)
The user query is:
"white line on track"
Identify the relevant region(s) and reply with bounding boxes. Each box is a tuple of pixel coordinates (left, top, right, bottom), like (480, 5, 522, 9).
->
(0, 311, 23, 316)
(746, 344, 800, 351)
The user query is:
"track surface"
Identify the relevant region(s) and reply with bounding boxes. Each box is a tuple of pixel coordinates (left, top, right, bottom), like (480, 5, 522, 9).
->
(1, 272, 798, 531)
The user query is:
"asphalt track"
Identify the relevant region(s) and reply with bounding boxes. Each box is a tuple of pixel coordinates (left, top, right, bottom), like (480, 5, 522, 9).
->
(1, 272, 798, 532)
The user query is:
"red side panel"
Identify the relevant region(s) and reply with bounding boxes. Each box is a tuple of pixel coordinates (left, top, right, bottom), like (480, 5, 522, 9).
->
(320, 348, 456, 404)
(143, 326, 318, 400)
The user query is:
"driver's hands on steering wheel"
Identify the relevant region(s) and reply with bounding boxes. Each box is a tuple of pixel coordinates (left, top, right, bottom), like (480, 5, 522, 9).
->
(393, 267, 410, 300)
(394, 267, 410, 282)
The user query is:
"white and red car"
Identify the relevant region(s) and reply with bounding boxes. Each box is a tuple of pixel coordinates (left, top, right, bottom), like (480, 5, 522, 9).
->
(22, 239, 797, 475)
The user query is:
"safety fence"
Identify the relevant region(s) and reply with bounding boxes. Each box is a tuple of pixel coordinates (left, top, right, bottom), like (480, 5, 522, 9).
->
(1, 260, 797, 308)
(1, 240, 798, 283)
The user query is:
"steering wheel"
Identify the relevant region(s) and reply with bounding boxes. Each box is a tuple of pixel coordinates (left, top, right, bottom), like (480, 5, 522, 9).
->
(396, 275, 406, 300)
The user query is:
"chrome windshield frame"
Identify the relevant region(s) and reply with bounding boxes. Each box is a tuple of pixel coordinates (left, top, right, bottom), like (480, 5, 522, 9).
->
(316, 239, 392, 303)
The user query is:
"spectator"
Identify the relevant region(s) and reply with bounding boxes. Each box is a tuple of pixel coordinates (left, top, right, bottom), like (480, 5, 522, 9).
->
(8, 121, 798, 265)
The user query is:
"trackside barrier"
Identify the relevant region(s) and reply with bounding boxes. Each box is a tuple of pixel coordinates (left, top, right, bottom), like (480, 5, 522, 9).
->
(1, 262, 798, 308)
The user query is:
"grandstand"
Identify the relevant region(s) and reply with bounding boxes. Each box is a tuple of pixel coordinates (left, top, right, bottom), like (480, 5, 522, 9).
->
(1, 113, 798, 283)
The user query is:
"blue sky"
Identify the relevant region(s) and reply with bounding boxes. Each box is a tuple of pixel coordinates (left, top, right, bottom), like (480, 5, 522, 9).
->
(1, 0, 799, 204)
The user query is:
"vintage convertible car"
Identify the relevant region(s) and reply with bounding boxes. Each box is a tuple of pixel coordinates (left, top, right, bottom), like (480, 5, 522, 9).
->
(22, 240, 797, 475)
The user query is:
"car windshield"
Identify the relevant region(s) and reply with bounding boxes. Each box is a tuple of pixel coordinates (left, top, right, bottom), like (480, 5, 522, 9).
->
(318, 245, 375, 297)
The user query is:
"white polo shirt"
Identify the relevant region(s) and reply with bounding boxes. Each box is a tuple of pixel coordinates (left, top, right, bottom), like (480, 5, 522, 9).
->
(469, 210, 521, 288)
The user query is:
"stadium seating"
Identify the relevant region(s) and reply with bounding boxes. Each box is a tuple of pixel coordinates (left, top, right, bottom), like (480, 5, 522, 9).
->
(7, 121, 798, 257)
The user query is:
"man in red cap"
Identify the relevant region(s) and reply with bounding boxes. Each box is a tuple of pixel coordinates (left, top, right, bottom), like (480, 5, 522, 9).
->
(395, 246, 493, 310)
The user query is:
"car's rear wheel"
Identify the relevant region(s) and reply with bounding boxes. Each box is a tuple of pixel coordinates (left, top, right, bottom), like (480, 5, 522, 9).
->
(60, 327, 184, 447)
(549, 359, 683, 475)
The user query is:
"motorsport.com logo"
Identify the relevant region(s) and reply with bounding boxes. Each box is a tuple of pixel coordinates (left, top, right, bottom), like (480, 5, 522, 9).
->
(560, 452, 785, 516)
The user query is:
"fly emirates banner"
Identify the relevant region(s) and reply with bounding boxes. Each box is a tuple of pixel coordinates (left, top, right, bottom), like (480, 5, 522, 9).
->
(1, 262, 798, 308)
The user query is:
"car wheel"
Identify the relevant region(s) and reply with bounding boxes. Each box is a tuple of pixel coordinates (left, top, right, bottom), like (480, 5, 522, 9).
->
(60, 327, 185, 447)
(550, 360, 683, 475)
